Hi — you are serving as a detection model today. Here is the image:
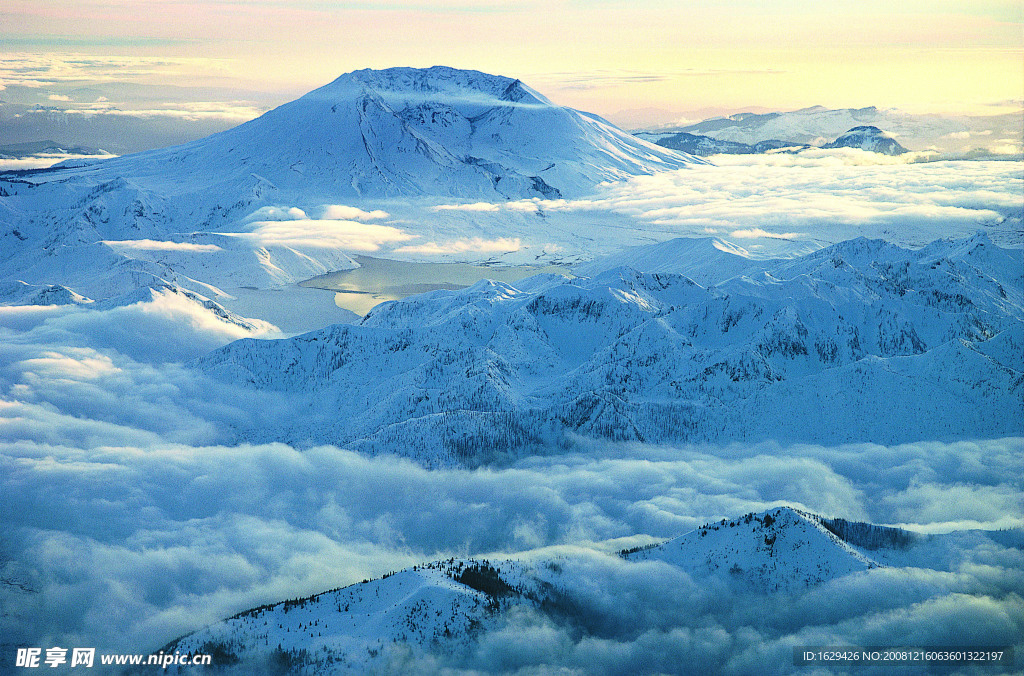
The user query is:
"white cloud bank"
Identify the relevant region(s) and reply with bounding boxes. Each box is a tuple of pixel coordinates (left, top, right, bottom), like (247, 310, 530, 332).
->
(239, 204, 412, 251)
(320, 204, 390, 221)
(394, 237, 522, 255)
(0, 295, 1020, 662)
(247, 219, 414, 251)
(101, 239, 222, 253)
(423, 155, 1021, 252)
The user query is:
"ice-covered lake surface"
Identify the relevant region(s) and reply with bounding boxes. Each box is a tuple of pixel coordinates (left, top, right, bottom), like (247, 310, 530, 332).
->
(301, 255, 571, 314)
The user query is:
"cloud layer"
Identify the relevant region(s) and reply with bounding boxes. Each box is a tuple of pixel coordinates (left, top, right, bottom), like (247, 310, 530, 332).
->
(0, 295, 1020, 661)
(423, 155, 1022, 256)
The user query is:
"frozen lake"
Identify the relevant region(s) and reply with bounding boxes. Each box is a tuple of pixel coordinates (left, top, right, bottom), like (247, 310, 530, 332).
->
(301, 255, 571, 315)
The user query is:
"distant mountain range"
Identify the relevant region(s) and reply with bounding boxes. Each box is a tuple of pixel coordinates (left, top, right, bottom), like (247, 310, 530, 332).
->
(0, 140, 111, 159)
(635, 105, 1022, 156)
(650, 124, 909, 156)
(645, 132, 806, 157)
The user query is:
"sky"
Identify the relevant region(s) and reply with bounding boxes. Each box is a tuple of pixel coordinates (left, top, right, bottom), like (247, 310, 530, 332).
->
(1, 0, 1022, 128)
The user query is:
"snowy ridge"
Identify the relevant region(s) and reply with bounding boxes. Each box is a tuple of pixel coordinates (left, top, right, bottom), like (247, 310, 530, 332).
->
(91, 283, 271, 332)
(574, 236, 759, 286)
(155, 508, 937, 673)
(159, 558, 552, 674)
(197, 234, 1023, 464)
(0, 280, 92, 306)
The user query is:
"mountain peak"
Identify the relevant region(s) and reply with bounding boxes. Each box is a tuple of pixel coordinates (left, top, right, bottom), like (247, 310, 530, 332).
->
(314, 66, 553, 109)
(626, 506, 879, 590)
(23, 65, 699, 209)
(824, 125, 909, 155)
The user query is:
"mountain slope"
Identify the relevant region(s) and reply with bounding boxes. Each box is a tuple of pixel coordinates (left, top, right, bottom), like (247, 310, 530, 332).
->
(160, 558, 552, 674)
(574, 236, 760, 286)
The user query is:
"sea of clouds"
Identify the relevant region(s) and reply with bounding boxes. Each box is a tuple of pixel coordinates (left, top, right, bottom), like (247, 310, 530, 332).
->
(1, 289, 1021, 672)
(421, 154, 1023, 258)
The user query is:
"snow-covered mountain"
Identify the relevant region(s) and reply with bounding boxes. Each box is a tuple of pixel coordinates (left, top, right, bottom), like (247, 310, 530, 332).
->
(156, 507, 979, 674)
(574, 236, 761, 286)
(196, 234, 1023, 464)
(8, 68, 697, 203)
(66, 67, 692, 202)
(0, 280, 93, 306)
(823, 126, 908, 155)
(0, 66, 700, 304)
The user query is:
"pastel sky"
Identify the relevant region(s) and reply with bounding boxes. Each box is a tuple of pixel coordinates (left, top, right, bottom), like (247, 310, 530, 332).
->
(2, 0, 1022, 124)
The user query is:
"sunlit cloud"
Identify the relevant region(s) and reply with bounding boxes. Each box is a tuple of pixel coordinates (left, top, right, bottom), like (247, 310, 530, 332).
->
(427, 153, 1020, 246)
(394, 237, 522, 255)
(16, 349, 121, 381)
(0, 153, 115, 171)
(235, 205, 413, 251)
(433, 202, 501, 212)
(246, 219, 415, 251)
(729, 228, 799, 239)
(243, 205, 308, 222)
(0, 53, 233, 88)
(50, 101, 264, 122)
(101, 240, 222, 253)
(320, 204, 390, 221)
(432, 200, 540, 214)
